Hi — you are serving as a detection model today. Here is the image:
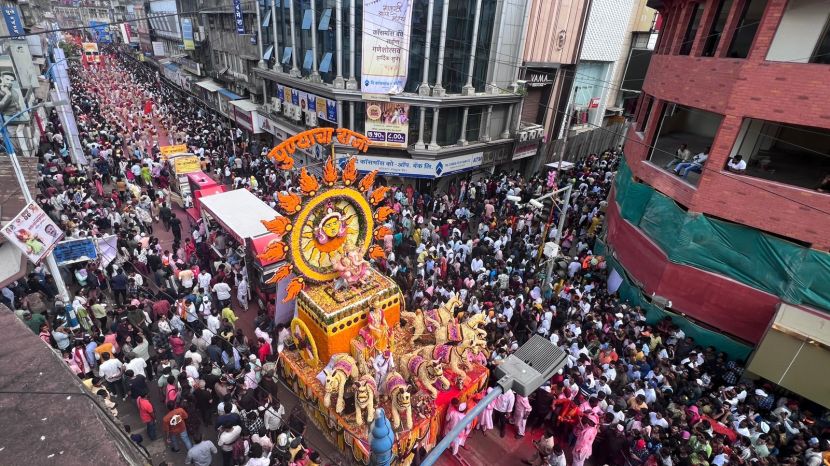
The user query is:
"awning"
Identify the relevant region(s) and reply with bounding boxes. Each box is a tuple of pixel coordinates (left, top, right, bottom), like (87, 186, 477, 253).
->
(229, 99, 260, 113)
(195, 79, 222, 92)
(163, 62, 179, 72)
(544, 161, 576, 171)
(218, 88, 243, 100)
(199, 189, 279, 244)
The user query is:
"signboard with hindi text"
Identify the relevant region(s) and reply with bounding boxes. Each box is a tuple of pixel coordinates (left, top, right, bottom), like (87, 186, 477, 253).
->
(1, 202, 64, 264)
(172, 155, 201, 174)
(364, 101, 409, 148)
(361, 0, 414, 94)
(160, 144, 188, 159)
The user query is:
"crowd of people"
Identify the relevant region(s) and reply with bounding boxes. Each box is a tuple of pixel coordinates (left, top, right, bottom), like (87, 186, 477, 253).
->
(8, 42, 830, 466)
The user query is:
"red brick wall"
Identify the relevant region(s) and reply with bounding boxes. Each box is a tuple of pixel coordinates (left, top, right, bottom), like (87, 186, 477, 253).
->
(624, 0, 830, 250)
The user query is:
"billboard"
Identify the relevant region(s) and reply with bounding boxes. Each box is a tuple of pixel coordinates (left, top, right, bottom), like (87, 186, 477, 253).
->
(1, 202, 64, 264)
(0, 55, 26, 123)
(2, 6, 24, 39)
(364, 101, 409, 148)
(181, 18, 195, 50)
(361, 0, 413, 94)
(89, 21, 113, 44)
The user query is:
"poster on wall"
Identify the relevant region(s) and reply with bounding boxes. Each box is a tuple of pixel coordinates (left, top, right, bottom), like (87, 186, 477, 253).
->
(0, 55, 27, 123)
(1, 202, 64, 264)
(181, 18, 195, 50)
(361, 0, 413, 94)
(365, 101, 409, 148)
(152, 41, 165, 57)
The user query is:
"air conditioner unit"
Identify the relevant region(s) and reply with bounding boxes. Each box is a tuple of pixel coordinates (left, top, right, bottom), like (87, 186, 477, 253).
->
(282, 103, 292, 117)
(305, 111, 318, 127)
(271, 97, 281, 113)
(519, 131, 529, 142)
(262, 103, 273, 114)
(290, 106, 302, 122)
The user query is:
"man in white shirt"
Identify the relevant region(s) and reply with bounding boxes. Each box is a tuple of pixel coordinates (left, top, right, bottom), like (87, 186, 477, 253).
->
(212, 281, 232, 307)
(728, 154, 747, 173)
(99, 353, 126, 399)
(493, 389, 515, 438)
(197, 271, 212, 293)
(674, 147, 710, 178)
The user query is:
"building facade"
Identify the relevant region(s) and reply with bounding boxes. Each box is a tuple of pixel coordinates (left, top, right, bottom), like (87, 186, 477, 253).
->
(248, 0, 532, 187)
(610, 0, 830, 405)
(518, 0, 591, 174)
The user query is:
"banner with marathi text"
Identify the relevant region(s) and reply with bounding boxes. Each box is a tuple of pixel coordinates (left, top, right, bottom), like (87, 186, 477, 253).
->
(1, 202, 64, 265)
(181, 18, 195, 50)
(361, 0, 413, 94)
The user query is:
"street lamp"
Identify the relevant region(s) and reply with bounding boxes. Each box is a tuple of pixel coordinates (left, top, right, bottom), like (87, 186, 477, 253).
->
(1, 100, 71, 302)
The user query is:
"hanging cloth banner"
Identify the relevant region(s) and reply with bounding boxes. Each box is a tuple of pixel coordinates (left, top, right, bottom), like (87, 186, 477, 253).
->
(361, 0, 413, 94)
(233, 0, 246, 34)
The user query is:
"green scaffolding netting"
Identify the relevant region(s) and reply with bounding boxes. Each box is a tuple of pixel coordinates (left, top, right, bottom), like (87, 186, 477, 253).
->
(613, 160, 830, 312)
(599, 247, 753, 360)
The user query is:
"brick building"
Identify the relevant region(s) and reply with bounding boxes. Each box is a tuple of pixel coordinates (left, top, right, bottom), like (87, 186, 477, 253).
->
(608, 0, 830, 405)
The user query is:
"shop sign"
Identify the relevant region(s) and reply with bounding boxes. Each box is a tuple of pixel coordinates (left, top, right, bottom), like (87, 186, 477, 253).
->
(160, 144, 188, 160)
(527, 71, 553, 87)
(513, 140, 540, 160)
(173, 155, 201, 174)
(338, 152, 483, 179)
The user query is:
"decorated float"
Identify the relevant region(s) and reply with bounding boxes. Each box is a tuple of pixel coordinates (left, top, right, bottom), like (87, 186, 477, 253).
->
(258, 128, 490, 465)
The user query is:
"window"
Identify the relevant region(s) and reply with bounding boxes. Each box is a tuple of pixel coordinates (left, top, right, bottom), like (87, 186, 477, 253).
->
(648, 103, 723, 186)
(637, 95, 653, 132)
(730, 118, 830, 190)
(465, 106, 483, 142)
(702, 0, 734, 57)
(812, 19, 830, 64)
(727, 0, 767, 58)
(679, 3, 704, 55)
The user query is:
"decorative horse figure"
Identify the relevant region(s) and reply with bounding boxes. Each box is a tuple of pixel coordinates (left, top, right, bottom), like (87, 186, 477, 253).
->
(322, 354, 358, 414)
(421, 340, 484, 380)
(400, 294, 463, 344)
(382, 371, 413, 430)
(353, 373, 377, 426)
(434, 313, 487, 348)
(400, 352, 451, 398)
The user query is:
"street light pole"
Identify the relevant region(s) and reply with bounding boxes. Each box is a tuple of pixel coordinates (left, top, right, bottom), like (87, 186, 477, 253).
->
(1, 101, 71, 302)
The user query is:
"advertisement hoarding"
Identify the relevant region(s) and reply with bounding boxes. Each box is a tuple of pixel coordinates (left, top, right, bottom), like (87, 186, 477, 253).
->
(364, 101, 409, 148)
(1, 202, 64, 264)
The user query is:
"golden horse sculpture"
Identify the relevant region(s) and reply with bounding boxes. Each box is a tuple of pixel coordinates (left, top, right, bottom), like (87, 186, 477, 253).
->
(353, 373, 377, 426)
(322, 354, 358, 414)
(400, 294, 463, 345)
(382, 371, 413, 431)
(399, 353, 451, 399)
(421, 340, 485, 380)
(434, 313, 487, 348)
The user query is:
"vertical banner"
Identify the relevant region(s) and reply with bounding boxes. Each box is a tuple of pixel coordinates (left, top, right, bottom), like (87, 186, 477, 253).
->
(181, 18, 195, 50)
(1, 202, 64, 265)
(233, 0, 246, 34)
(0, 55, 26, 122)
(152, 41, 165, 57)
(361, 0, 413, 94)
(365, 101, 409, 148)
(2, 6, 24, 39)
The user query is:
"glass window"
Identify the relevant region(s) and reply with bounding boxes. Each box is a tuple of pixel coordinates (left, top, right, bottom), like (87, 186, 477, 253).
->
(638, 95, 653, 132)
(726, 0, 767, 58)
(319, 8, 331, 30)
(282, 46, 293, 64)
(811, 19, 830, 64)
(648, 102, 723, 186)
(437, 107, 463, 145)
(262, 8, 272, 27)
(320, 52, 332, 72)
(303, 49, 313, 69)
(702, 0, 734, 57)
(264, 44, 274, 60)
(466, 106, 483, 142)
(302, 8, 313, 29)
(679, 3, 704, 55)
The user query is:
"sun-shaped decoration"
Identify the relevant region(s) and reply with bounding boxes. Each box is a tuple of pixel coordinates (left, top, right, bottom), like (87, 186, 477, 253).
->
(258, 129, 392, 303)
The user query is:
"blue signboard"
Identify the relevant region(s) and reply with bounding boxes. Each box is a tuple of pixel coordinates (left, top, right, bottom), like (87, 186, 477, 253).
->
(52, 238, 98, 266)
(233, 0, 245, 34)
(2, 7, 24, 39)
(89, 21, 113, 44)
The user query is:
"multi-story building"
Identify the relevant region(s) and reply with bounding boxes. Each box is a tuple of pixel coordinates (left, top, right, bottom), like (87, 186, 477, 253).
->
(610, 0, 830, 406)
(516, 0, 591, 175)
(248, 0, 532, 187)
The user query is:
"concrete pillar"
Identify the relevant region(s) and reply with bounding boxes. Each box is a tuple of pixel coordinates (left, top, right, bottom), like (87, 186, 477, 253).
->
(333, 0, 345, 87)
(418, 0, 436, 96)
(309, 0, 321, 81)
(430, 108, 440, 148)
(288, 0, 301, 76)
(347, 0, 357, 89)
(481, 105, 493, 142)
(461, 0, 483, 95)
(501, 105, 513, 139)
(256, 0, 266, 68)
(415, 107, 427, 149)
(271, 0, 280, 71)
(458, 107, 469, 145)
(431, 0, 450, 96)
